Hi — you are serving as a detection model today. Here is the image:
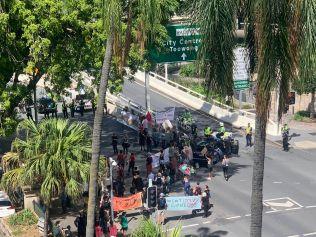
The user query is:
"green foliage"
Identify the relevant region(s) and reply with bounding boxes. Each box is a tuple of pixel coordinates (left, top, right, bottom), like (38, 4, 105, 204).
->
(179, 64, 199, 78)
(190, 0, 238, 97)
(294, 110, 311, 121)
(131, 218, 181, 237)
(8, 209, 38, 227)
(1, 119, 91, 205)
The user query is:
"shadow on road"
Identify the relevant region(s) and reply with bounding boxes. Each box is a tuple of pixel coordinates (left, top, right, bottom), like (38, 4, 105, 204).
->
(184, 228, 228, 237)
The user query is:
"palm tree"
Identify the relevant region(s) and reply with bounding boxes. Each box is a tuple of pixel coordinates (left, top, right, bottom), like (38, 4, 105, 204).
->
(86, 0, 177, 235)
(1, 119, 91, 237)
(191, 0, 316, 236)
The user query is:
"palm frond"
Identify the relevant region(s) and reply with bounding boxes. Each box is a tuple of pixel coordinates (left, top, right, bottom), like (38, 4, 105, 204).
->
(190, 0, 238, 97)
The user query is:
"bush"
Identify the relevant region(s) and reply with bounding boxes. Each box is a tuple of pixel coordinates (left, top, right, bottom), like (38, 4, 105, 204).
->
(8, 209, 38, 227)
(294, 111, 310, 121)
(179, 63, 198, 77)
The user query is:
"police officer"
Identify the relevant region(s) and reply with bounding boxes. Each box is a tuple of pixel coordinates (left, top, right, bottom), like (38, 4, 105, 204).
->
(79, 100, 84, 116)
(217, 122, 225, 138)
(281, 123, 290, 151)
(204, 126, 212, 138)
(245, 123, 253, 147)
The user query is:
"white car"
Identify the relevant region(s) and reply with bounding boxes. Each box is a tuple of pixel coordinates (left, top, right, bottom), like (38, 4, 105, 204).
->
(0, 191, 15, 218)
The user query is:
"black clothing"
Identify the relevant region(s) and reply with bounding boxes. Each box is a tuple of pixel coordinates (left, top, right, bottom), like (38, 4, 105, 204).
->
(112, 135, 118, 154)
(132, 177, 144, 192)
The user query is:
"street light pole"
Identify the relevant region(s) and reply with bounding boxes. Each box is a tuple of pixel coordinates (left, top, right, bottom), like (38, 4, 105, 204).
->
(145, 71, 151, 111)
(109, 157, 117, 221)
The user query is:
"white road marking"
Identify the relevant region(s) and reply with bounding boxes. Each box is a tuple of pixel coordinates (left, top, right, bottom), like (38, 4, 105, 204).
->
(273, 181, 283, 184)
(287, 235, 300, 237)
(226, 216, 241, 220)
(245, 214, 251, 217)
(203, 221, 211, 224)
(182, 224, 199, 228)
(286, 197, 304, 207)
(265, 200, 294, 208)
(305, 205, 316, 209)
(303, 232, 316, 236)
(285, 207, 302, 211)
(265, 210, 281, 214)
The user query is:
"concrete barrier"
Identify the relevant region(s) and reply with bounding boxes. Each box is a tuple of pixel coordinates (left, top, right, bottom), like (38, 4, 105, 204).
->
(132, 71, 280, 136)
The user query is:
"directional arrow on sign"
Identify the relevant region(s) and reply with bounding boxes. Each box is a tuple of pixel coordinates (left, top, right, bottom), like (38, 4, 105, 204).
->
(265, 200, 294, 208)
(181, 53, 187, 61)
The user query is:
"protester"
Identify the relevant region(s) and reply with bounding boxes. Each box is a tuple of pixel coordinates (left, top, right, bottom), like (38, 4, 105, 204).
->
(205, 185, 210, 198)
(128, 153, 136, 175)
(63, 225, 73, 237)
(157, 193, 167, 225)
(206, 154, 213, 181)
(139, 130, 146, 151)
(120, 212, 128, 236)
(146, 135, 152, 152)
(183, 176, 191, 196)
(74, 212, 85, 237)
(162, 174, 170, 194)
(52, 222, 62, 237)
(222, 155, 229, 181)
(146, 153, 153, 176)
(112, 133, 118, 154)
(95, 221, 104, 237)
(202, 191, 210, 218)
(108, 220, 118, 237)
(122, 135, 130, 154)
(117, 151, 126, 169)
(245, 123, 253, 147)
(132, 174, 144, 192)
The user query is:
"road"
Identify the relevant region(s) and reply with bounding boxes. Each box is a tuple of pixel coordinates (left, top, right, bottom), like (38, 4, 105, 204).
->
(121, 79, 316, 237)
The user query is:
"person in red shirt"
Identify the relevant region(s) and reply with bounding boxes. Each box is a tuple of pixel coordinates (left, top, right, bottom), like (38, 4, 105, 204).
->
(117, 150, 126, 169)
(128, 153, 136, 175)
(95, 221, 103, 237)
(108, 220, 118, 237)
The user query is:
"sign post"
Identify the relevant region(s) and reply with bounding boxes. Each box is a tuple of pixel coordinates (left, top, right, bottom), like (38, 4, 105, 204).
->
(149, 24, 201, 63)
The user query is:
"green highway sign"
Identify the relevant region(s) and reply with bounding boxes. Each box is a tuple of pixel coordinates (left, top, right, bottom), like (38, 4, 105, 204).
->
(149, 24, 201, 63)
(234, 80, 250, 90)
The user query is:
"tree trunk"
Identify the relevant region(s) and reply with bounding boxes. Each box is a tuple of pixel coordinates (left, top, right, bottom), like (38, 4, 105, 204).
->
(122, 1, 132, 67)
(85, 26, 115, 237)
(43, 205, 50, 237)
(250, 114, 267, 237)
(310, 88, 315, 118)
(33, 85, 38, 124)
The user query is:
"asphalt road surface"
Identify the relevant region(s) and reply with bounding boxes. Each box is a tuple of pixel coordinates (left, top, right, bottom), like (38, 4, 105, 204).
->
(121, 79, 316, 237)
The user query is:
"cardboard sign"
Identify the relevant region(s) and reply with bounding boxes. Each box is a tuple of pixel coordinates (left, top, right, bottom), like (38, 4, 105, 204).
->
(166, 196, 201, 211)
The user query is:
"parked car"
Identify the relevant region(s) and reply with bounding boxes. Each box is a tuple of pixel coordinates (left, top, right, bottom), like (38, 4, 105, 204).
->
(0, 191, 15, 218)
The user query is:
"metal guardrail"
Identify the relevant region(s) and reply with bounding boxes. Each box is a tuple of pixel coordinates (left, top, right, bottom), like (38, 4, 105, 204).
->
(147, 71, 265, 119)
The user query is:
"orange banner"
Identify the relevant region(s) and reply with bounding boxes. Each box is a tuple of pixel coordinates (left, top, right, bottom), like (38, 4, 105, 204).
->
(113, 192, 143, 211)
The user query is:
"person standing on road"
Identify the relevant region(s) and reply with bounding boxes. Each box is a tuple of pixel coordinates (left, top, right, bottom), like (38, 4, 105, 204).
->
(245, 123, 253, 147)
(146, 135, 153, 152)
(108, 220, 118, 237)
(183, 176, 191, 196)
(120, 212, 128, 236)
(91, 99, 96, 115)
(69, 100, 75, 118)
(281, 123, 290, 151)
(74, 212, 85, 237)
(128, 153, 136, 175)
(146, 153, 153, 176)
(222, 155, 229, 181)
(79, 100, 84, 116)
(157, 193, 167, 225)
(139, 130, 145, 151)
(51, 100, 58, 118)
(26, 105, 33, 120)
(206, 154, 213, 181)
(122, 135, 130, 154)
(202, 191, 210, 218)
(62, 101, 68, 119)
(111, 133, 118, 154)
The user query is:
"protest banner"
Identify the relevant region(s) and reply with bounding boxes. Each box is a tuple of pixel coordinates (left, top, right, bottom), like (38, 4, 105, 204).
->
(113, 192, 143, 211)
(156, 107, 175, 124)
(166, 196, 201, 211)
